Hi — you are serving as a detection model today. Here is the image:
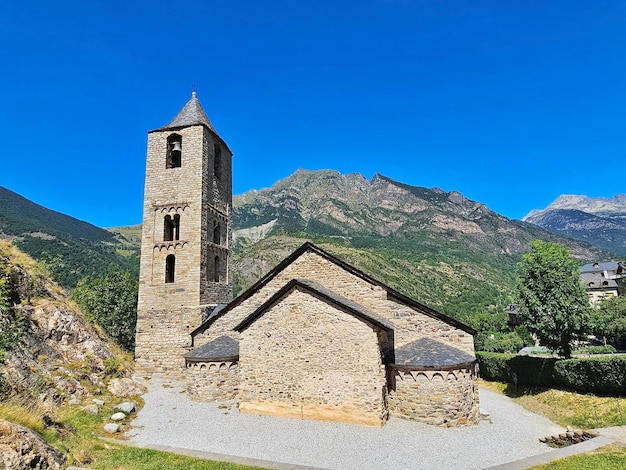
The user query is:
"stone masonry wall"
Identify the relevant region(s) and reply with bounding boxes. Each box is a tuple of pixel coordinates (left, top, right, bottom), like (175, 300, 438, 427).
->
(135, 306, 203, 375)
(239, 287, 388, 426)
(388, 365, 480, 426)
(136, 125, 224, 374)
(186, 361, 239, 401)
(199, 250, 474, 357)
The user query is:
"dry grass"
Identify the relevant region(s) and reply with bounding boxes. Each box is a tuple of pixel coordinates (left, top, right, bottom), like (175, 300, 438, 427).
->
(480, 379, 625, 429)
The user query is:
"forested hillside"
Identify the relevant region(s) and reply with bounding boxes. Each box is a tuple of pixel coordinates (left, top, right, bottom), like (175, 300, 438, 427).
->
(0, 186, 139, 288)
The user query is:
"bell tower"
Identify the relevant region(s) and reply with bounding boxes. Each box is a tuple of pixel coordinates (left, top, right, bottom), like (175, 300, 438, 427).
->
(135, 92, 233, 373)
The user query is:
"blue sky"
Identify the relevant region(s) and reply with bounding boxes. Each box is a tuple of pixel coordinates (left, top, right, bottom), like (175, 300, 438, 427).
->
(1, 1, 624, 228)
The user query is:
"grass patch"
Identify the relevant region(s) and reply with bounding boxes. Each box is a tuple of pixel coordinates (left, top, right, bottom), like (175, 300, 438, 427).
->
(479, 380, 625, 428)
(90, 446, 261, 469)
(529, 444, 626, 469)
(0, 393, 260, 469)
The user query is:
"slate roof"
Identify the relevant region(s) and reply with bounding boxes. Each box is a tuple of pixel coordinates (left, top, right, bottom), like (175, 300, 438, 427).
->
(393, 337, 476, 368)
(184, 335, 239, 362)
(234, 278, 394, 332)
(155, 92, 216, 132)
(580, 261, 626, 274)
(191, 242, 476, 340)
(580, 272, 619, 289)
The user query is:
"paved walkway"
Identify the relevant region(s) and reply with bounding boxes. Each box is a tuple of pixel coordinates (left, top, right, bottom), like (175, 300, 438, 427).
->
(125, 377, 620, 469)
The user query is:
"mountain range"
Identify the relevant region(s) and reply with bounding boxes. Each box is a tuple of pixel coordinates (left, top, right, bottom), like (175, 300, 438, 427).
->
(229, 170, 605, 319)
(0, 171, 615, 320)
(523, 194, 626, 255)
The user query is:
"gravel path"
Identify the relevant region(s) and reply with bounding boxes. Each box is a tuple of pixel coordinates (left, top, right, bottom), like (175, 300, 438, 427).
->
(126, 377, 563, 470)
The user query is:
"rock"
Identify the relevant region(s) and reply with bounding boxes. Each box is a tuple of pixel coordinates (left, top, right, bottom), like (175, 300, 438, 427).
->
(38, 388, 63, 409)
(0, 419, 66, 469)
(82, 404, 99, 415)
(67, 398, 80, 405)
(103, 423, 120, 433)
(115, 401, 135, 413)
(89, 373, 105, 389)
(110, 412, 126, 421)
(107, 378, 145, 397)
(93, 398, 105, 406)
(54, 376, 86, 396)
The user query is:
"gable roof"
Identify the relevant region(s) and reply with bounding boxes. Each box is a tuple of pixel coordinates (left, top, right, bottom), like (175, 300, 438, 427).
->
(234, 278, 394, 333)
(191, 242, 475, 341)
(393, 337, 476, 368)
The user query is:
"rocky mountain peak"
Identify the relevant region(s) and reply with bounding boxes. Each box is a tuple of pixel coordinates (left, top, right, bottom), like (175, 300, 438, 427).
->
(522, 194, 626, 256)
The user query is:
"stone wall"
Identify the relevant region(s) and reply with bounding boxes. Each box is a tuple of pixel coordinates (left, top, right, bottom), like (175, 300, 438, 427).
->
(136, 120, 233, 374)
(135, 306, 203, 375)
(238, 287, 388, 426)
(186, 361, 239, 401)
(387, 365, 479, 426)
(200, 250, 474, 356)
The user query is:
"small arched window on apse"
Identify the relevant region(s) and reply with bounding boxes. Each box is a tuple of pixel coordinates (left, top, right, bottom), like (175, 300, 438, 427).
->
(165, 254, 176, 283)
(164, 214, 180, 242)
(213, 221, 221, 245)
(214, 143, 222, 179)
(214, 255, 220, 283)
(166, 134, 182, 168)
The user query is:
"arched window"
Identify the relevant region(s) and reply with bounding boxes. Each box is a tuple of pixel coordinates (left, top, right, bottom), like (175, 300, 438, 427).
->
(164, 214, 180, 241)
(214, 255, 220, 283)
(214, 143, 221, 178)
(165, 254, 176, 283)
(166, 134, 182, 168)
(213, 221, 221, 245)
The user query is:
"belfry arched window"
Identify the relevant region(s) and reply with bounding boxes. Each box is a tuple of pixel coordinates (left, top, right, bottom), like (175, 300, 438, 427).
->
(165, 254, 176, 283)
(214, 143, 222, 179)
(166, 134, 182, 168)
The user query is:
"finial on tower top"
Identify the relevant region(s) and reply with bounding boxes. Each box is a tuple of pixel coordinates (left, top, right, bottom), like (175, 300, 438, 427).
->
(192, 84, 197, 98)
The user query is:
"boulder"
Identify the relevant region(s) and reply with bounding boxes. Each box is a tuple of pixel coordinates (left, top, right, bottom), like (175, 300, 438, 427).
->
(115, 401, 135, 413)
(0, 419, 66, 469)
(103, 423, 120, 433)
(110, 412, 126, 421)
(93, 398, 105, 406)
(107, 378, 145, 397)
(82, 404, 99, 415)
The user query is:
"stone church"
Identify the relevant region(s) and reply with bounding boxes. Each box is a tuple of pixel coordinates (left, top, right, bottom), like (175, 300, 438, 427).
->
(135, 93, 480, 427)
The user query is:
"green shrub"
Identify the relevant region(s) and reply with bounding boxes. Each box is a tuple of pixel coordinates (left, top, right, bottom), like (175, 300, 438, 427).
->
(478, 352, 626, 395)
(553, 356, 626, 395)
(577, 345, 617, 355)
(477, 352, 557, 386)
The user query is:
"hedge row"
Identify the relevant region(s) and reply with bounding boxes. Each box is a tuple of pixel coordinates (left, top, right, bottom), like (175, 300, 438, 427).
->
(476, 352, 626, 395)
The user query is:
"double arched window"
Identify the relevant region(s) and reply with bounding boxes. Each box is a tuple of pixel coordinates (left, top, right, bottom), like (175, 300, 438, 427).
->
(164, 214, 180, 241)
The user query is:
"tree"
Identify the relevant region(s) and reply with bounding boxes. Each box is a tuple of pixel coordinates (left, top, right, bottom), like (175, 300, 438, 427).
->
(516, 240, 591, 358)
(591, 295, 626, 348)
(72, 268, 138, 351)
(0, 265, 26, 363)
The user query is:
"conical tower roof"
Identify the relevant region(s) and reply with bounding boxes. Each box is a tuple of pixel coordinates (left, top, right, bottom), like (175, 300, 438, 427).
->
(156, 92, 217, 132)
